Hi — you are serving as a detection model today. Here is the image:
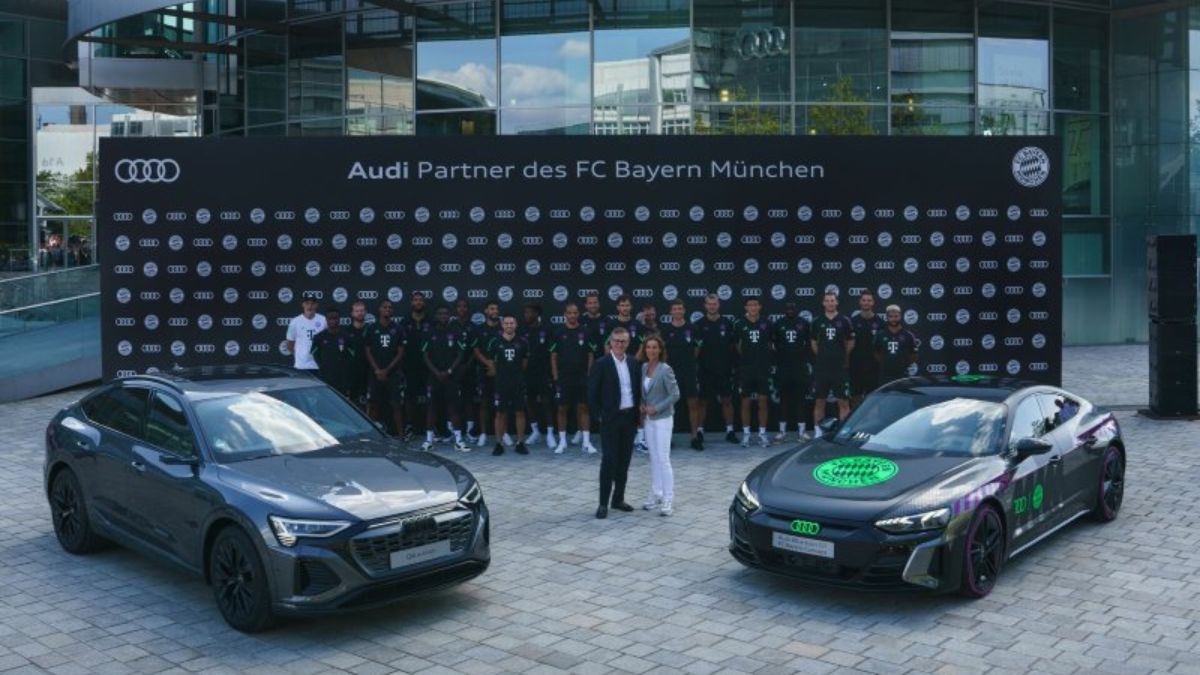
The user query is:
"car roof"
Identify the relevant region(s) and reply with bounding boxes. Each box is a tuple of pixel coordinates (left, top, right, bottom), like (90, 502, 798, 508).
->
(877, 375, 1054, 403)
(114, 364, 325, 399)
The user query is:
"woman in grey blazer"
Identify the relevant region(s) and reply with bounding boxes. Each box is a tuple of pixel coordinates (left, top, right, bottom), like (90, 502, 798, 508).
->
(638, 336, 681, 515)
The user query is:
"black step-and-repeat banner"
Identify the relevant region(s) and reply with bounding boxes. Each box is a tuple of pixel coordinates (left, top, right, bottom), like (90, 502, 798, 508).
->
(99, 136, 1061, 384)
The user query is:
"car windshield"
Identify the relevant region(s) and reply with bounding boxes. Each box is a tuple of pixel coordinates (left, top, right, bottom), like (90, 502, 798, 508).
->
(833, 392, 1007, 457)
(194, 386, 382, 461)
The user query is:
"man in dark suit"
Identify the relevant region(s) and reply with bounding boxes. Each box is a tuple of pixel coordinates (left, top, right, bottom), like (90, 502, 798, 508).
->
(587, 326, 641, 519)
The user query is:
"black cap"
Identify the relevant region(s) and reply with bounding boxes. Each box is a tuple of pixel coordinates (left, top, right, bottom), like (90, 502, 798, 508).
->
(301, 291, 319, 302)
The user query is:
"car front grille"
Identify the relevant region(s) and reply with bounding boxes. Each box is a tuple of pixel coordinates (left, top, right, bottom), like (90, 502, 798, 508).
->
(351, 508, 475, 576)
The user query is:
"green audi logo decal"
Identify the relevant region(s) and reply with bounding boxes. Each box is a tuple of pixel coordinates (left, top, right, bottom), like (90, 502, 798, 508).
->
(790, 519, 821, 536)
(1031, 483, 1044, 510)
(813, 456, 900, 488)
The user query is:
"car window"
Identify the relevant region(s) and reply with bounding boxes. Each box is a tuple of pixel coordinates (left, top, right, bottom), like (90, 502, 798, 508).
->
(833, 392, 1007, 457)
(1037, 393, 1079, 431)
(81, 387, 148, 438)
(144, 393, 197, 457)
(1008, 396, 1050, 447)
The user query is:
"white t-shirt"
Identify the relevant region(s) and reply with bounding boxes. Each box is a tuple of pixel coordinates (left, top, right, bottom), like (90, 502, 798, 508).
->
(286, 313, 327, 370)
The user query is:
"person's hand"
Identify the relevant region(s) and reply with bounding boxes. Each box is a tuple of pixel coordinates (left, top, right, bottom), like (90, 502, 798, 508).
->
(553, 382, 563, 401)
(485, 363, 496, 376)
(436, 370, 449, 383)
(375, 369, 388, 381)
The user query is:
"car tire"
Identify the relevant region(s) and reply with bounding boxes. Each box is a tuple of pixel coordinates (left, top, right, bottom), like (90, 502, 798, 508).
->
(1092, 446, 1124, 523)
(209, 527, 276, 633)
(959, 503, 1005, 599)
(49, 469, 106, 554)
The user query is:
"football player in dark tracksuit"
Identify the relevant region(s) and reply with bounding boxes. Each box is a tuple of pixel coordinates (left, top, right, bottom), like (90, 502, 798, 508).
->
(470, 301, 502, 447)
(694, 294, 738, 444)
(662, 300, 703, 450)
(452, 298, 479, 442)
(311, 307, 357, 398)
(345, 300, 370, 408)
(551, 302, 596, 455)
(399, 293, 431, 440)
(580, 293, 610, 444)
(734, 298, 774, 449)
(849, 290, 886, 410)
(810, 292, 855, 424)
(521, 303, 556, 450)
(772, 302, 813, 443)
(364, 299, 407, 437)
(874, 304, 919, 384)
(483, 315, 529, 456)
(421, 304, 469, 453)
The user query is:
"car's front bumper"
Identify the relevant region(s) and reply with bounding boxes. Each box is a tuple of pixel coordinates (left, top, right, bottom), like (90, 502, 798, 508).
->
(262, 501, 491, 615)
(728, 500, 965, 592)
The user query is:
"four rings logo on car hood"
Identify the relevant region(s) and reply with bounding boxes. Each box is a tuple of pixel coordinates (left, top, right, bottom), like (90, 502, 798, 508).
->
(114, 158, 180, 183)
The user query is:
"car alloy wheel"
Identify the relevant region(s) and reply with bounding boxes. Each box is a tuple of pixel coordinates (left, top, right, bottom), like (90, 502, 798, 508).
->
(209, 528, 274, 632)
(49, 470, 103, 553)
(1094, 447, 1124, 522)
(961, 504, 1004, 598)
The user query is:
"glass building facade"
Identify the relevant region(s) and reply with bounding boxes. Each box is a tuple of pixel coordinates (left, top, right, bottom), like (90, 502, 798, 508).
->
(15, 0, 1200, 345)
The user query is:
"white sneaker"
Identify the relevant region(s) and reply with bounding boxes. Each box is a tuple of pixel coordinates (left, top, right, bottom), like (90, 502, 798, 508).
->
(800, 430, 814, 441)
(527, 430, 542, 445)
(476, 433, 488, 447)
(773, 431, 788, 443)
(582, 442, 598, 455)
(660, 500, 673, 517)
(420, 441, 434, 452)
(554, 442, 566, 455)
(642, 496, 662, 510)
(454, 440, 470, 453)
(570, 430, 582, 445)
(758, 434, 771, 448)
(635, 440, 649, 454)
(547, 434, 558, 449)
(502, 433, 514, 446)
(740, 435, 750, 448)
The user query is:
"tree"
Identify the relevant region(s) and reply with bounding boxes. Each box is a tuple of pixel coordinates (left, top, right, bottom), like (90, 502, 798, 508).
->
(693, 86, 785, 136)
(37, 150, 95, 216)
(806, 76, 877, 136)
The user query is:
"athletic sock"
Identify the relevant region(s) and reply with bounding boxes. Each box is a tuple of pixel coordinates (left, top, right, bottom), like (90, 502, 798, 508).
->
(742, 426, 750, 437)
(559, 430, 567, 444)
(547, 426, 556, 439)
(426, 430, 434, 442)
(758, 427, 767, 436)
(779, 422, 787, 433)
(726, 424, 734, 432)
(531, 422, 541, 433)
(582, 431, 592, 445)
(454, 429, 462, 442)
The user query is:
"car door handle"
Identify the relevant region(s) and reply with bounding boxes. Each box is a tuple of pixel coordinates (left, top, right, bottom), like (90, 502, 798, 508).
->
(130, 461, 146, 473)
(1049, 455, 1062, 465)
(1081, 436, 1097, 448)
(74, 439, 90, 449)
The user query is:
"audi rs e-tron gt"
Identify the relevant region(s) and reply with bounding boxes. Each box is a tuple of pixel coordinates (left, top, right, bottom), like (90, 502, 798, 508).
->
(729, 375, 1125, 597)
(44, 366, 490, 632)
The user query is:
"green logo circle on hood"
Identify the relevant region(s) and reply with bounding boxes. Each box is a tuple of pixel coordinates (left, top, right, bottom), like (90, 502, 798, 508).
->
(813, 456, 899, 488)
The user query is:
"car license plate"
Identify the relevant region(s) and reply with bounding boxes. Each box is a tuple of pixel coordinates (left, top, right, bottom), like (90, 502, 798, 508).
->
(389, 539, 453, 569)
(772, 531, 834, 559)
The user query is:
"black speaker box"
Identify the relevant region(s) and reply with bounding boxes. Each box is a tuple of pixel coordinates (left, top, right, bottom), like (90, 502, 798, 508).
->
(1148, 234, 1198, 321)
(1149, 319, 1198, 416)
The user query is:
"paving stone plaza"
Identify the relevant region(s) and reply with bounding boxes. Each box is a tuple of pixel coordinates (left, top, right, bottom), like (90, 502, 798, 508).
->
(0, 345, 1197, 674)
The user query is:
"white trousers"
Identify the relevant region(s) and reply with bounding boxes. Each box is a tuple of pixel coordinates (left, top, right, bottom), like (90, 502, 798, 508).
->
(645, 416, 674, 502)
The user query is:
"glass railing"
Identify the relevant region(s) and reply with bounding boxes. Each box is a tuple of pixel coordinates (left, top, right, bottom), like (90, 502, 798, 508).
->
(0, 265, 100, 312)
(0, 293, 100, 339)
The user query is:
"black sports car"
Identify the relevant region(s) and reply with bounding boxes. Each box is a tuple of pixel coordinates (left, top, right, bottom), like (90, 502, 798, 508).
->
(44, 365, 489, 632)
(729, 375, 1125, 597)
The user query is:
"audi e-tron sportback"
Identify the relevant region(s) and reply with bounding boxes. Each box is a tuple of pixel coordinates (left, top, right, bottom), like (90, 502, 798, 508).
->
(729, 375, 1125, 597)
(44, 366, 490, 632)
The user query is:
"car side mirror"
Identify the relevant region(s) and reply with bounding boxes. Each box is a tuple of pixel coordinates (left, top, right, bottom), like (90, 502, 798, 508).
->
(160, 453, 200, 468)
(817, 417, 841, 436)
(1012, 437, 1053, 462)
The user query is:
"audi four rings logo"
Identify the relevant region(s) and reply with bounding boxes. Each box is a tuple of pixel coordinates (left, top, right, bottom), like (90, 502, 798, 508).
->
(115, 158, 180, 183)
(736, 27, 787, 59)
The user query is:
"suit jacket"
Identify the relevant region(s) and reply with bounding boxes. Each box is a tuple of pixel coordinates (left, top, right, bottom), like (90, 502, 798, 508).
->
(639, 361, 680, 421)
(588, 353, 642, 423)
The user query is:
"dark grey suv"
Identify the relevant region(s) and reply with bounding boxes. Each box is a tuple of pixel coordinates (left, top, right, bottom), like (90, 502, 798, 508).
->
(44, 365, 490, 632)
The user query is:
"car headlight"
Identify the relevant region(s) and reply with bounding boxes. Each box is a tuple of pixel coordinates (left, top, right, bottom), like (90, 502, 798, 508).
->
(268, 516, 351, 547)
(736, 481, 760, 512)
(459, 480, 483, 507)
(874, 507, 951, 534)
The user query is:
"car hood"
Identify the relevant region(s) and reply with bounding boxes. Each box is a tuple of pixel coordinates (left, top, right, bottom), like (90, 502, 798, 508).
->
(754, 438, 987, 521)
(217, 440, 461, 521)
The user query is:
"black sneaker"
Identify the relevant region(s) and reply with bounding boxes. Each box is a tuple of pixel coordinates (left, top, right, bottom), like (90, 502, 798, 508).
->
(696, 429, 704, 441)
(690, 436, 703, 451)
(725, 430, 738, 444)
(492, 443, 505, 456)
(515, 442, 529, 455)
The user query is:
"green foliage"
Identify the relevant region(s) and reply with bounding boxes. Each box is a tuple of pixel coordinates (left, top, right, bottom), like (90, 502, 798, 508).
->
(36, 151, 95, 216)
(807, 76, 877, 136)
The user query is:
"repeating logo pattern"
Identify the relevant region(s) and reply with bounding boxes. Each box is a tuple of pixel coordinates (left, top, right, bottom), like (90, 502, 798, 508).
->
(99, 137, 1061, 382)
